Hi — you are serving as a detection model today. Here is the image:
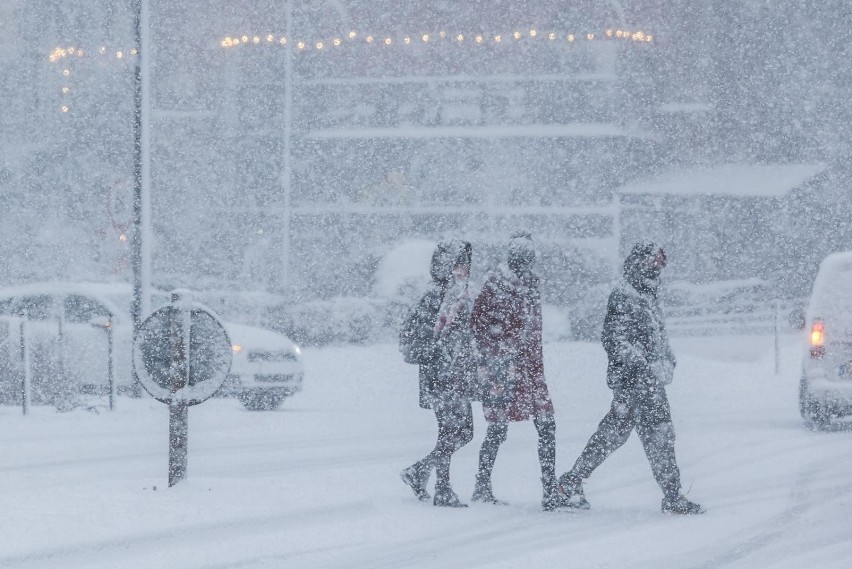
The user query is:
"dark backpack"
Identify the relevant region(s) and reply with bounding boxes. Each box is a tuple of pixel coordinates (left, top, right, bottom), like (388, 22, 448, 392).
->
(399, 290, 440, 365)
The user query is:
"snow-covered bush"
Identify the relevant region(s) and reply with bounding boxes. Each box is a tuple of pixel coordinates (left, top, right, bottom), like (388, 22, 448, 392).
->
(372, 239, 435, 302)
(269, 296, 406, 346)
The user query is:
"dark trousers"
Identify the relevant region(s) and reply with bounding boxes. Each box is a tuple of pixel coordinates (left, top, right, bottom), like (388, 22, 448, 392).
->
(476, 415, 558, 496)
(570, 385, 681, 498)
(411, 397, 474, 490)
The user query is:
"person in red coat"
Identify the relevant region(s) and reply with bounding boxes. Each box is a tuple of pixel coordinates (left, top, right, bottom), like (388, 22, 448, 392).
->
(470, 232, 566, 511)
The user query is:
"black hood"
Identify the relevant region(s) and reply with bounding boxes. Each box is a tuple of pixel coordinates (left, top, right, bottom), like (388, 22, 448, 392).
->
(623, 241, 663, 294)
(430, 240, 472, 284)
(508, 231, 536, 280)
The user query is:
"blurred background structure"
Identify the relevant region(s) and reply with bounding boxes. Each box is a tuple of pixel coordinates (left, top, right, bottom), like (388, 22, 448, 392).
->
(1, 1, 850, 337)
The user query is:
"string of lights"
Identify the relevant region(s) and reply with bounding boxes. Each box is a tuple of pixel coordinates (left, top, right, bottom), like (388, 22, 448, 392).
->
(48, 27, 653, 113)
(220, 28, 653, 49)
(50, 46, 138, 114)
(47, 27, 652, 62)
(49, 46, 139, 62)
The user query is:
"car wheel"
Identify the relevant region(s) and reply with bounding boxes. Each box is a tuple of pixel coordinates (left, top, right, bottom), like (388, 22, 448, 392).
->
(800, 377, 831, 429)
(804, 402, 832, 430)
(798, 375, 807, 418)
(237, 389, 286, 411)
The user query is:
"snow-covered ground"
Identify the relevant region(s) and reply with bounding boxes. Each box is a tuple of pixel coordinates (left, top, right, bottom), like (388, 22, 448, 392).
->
(1, 332, 851, 569)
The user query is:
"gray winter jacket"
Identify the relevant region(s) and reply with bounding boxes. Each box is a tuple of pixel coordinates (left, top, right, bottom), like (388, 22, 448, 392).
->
(601, 243, 675, 390)
(411, 240, 476, 408)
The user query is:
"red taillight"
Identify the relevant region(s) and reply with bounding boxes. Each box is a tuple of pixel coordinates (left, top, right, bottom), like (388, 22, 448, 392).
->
(810, 319, 825, 358)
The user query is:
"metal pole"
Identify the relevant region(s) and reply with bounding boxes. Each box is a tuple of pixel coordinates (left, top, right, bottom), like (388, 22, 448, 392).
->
(612, 191, 622, 283)
(108, 316, 116, 410)
(19, 321, 30, 416)
(168, 401, 188, 486)
(774, 300, 780, 375)
(132, 0, 153, 397)
(57, 314, 65, 401)
(168, 292, 192, 486)
(281, 0, 294, 289)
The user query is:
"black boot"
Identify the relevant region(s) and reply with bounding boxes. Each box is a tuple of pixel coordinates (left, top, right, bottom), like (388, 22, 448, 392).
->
(471, 475, 508, 505)
(541, 475, 567, 511)
(557, 472, 591, 510)
(434, 484, 468, 508)
(541, 490, 568, 511)
(400, 464, 430, 502)
(661, 494, 705, 515)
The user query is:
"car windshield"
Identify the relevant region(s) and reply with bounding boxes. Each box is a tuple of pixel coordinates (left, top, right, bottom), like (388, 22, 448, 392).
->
(64, 294, 113, 323)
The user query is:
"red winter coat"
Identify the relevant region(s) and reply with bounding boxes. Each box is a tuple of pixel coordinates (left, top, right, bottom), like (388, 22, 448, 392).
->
(471, 266, 554, 422)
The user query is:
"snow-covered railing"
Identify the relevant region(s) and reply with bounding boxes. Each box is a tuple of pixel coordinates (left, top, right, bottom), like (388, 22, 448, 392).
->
(0, 316, 31, 414)
(665, 298, 806, 338)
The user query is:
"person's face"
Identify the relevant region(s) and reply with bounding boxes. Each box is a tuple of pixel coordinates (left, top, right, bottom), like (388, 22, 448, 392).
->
(650, 249, 667, 271)
(644, 248, 667, 280)
(453, 263, 470, 280)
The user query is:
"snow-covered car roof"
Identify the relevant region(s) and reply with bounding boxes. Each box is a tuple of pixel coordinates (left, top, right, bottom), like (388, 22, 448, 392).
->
(0, 281, 130, 319)
(0, 281, 298, 349)
(0, 281, 132, 299)
(226, 322, 300, 353)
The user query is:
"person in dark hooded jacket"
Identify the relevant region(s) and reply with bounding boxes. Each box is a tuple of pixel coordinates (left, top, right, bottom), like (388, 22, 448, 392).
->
(558, 242, 705, 515)
(400, 240, 476, 508)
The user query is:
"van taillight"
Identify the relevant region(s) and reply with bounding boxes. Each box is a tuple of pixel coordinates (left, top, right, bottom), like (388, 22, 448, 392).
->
(810, 319, 825, 358)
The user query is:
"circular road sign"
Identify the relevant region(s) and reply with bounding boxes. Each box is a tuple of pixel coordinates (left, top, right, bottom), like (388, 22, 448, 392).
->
(133, 301, 232, 405)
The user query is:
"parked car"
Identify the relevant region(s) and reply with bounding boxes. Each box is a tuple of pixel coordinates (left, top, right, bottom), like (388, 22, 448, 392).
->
(799, 252, 852, 428)
(0, 282, 303, 410)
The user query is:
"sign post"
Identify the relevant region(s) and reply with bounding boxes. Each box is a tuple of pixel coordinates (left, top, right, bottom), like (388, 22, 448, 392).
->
(19, 320, 31, 416)
(133, 290, 232, 486)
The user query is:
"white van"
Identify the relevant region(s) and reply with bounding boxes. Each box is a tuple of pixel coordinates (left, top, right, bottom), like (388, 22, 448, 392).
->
(800, 251, 852, 427)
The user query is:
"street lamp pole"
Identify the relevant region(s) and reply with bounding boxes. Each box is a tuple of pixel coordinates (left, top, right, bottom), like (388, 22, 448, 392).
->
(132, 0, 152, 394)
(612, 191, 622, 282)
(281, 0, 294, 289)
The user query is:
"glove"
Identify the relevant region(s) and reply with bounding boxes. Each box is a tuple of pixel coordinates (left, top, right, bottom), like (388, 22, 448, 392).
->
(650, 359, 675, 386)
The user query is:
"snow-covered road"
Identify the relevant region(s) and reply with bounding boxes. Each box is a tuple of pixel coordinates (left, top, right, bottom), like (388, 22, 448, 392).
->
(1, 333, 850, 569)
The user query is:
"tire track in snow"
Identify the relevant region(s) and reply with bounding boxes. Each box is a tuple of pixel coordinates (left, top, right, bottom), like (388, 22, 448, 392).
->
(0, 500, 372, 569)
(680, 454, 852, 569)
(0, 429, 420, 477)
(203, 504, 646, 569)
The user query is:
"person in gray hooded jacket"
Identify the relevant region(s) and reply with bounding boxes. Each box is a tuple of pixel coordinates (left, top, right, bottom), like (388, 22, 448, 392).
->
(400, 240, 477, 508)
(558, 242, 705, 515)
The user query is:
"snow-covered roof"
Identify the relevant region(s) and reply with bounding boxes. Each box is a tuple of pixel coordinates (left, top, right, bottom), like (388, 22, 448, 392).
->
(618, 163, 825, 198)
(656, 102, 712, 113)
(308, 123, 650, 140)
